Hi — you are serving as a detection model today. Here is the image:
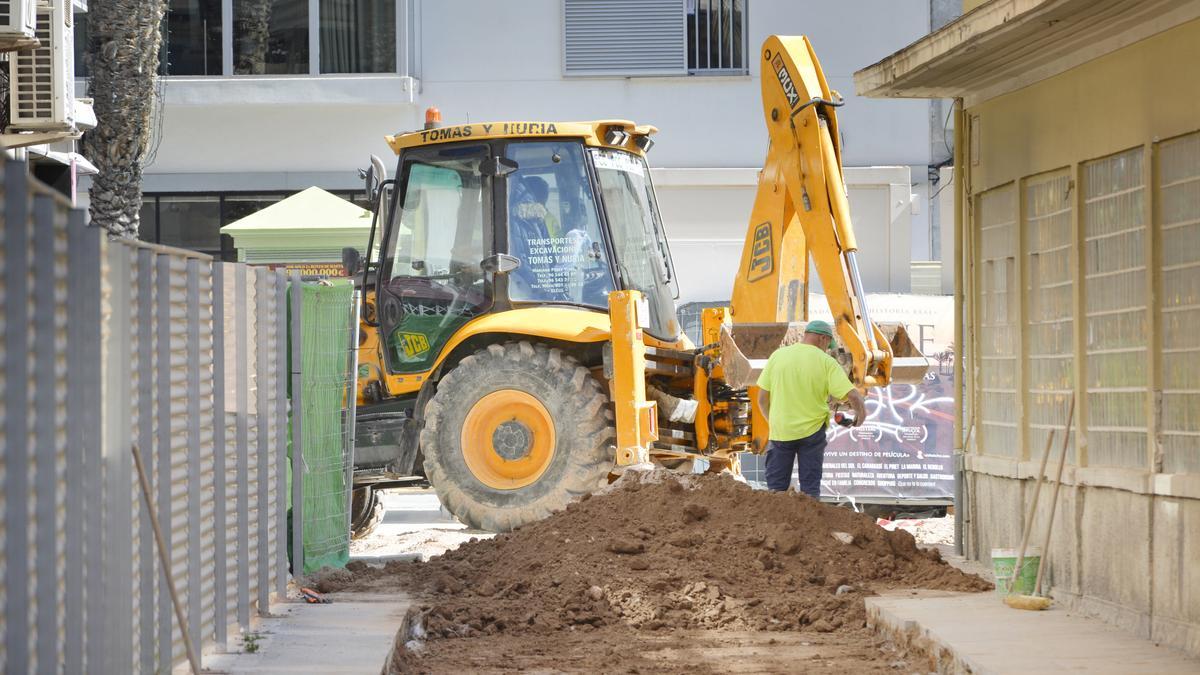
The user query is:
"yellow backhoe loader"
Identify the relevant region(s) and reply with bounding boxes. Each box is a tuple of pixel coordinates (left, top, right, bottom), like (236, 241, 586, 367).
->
(344, 35, 928, 532)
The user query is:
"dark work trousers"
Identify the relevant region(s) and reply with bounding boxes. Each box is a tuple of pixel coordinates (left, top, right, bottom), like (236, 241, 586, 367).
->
(764, 426, 828, 497)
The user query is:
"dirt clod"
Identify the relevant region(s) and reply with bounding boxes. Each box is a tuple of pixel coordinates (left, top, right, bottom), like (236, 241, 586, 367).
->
(607, 538, 646, 554)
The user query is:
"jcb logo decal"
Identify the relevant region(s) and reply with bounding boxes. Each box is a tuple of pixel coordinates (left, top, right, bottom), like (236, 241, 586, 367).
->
(398, 332, 430, 358)
(772, 55, 800, 109)
(747, 222, 773, 282)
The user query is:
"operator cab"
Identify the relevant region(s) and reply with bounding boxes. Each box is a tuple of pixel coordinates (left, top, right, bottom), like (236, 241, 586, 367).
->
(361, 114, 682, 376)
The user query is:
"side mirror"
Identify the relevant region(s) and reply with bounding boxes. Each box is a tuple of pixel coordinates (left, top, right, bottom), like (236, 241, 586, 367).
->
(359, 154, 388, 203)
(480, 254, 521, 274)
(342, 247, 362, 276)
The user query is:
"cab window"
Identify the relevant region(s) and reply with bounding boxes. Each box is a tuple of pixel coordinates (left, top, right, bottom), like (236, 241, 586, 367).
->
(504, 141, 614, 307)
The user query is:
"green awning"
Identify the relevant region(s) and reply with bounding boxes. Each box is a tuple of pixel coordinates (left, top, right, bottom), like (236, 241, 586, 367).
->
(221, 186, 375, 263)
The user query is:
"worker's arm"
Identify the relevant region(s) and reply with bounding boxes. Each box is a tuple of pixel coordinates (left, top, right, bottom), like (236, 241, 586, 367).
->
(828, 358, 867, 426)
(756, 388, 770, 423)
(841, 388, 867, 427)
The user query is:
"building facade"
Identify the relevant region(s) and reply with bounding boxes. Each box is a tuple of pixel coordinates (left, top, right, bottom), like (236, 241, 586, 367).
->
(857, 0, 1200, 656)
(76, 0, 953, 300)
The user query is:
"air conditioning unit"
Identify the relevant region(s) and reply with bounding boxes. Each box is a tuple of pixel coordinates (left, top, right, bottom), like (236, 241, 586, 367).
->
(0, 0, 38, 52)
(8, 0, 73, 132)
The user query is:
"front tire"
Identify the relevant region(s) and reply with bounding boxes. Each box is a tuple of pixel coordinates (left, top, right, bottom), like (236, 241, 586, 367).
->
(421, 341, 614, 531)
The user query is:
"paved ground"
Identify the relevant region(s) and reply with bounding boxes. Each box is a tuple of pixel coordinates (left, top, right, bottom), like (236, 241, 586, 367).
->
(201, 592, 410, 674)
(349, 488, 493, 563)
(207, 491, 1198, 673)
(867, 590, 1200, 674)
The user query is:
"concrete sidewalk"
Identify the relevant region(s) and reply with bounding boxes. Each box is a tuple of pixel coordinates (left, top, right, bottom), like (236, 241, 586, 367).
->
(202, 593, 409, 674)
(867, 590, 1199, 674)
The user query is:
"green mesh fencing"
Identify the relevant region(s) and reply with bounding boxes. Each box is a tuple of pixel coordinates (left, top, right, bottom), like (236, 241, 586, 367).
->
(292, 281, 356, 573)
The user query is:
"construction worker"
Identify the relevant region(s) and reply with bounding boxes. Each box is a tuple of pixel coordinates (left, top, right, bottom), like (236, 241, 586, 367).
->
(755, 320, 867, 498)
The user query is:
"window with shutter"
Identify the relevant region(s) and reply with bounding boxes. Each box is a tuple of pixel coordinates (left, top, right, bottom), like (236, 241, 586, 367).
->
(563, 0, 687, 76)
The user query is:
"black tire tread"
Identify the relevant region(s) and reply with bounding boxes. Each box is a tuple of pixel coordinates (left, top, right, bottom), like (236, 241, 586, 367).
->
(421, 341, 614, 531)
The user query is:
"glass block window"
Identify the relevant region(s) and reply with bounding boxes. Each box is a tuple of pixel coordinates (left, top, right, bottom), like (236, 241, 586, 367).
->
(1024, 171, 1075, 461)
(977, 184, 1018, 457)
(1157, 132, 1200, 474)
(1082, 148, 1148, 468)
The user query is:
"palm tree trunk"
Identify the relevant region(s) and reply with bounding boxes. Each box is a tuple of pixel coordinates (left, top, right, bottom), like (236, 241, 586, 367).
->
(83, 0, 167, 238)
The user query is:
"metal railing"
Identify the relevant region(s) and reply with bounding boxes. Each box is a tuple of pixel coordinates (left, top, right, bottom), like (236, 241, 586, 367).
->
(688, 0, 748, 74)
(0, 159, 294, 673)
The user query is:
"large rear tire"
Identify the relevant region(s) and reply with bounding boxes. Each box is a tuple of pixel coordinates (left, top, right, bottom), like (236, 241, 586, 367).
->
(421, 341, 614, 531)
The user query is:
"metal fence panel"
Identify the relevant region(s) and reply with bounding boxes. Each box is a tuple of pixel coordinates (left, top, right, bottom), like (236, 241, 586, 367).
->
(103, 242, 136, 673)
(36, 181, 70, 670)
(0, 157, 301, 673)
(134, 247, 156, 673)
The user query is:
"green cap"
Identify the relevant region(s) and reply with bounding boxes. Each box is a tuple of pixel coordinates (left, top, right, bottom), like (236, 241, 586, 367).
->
(804, 320, 834, 337)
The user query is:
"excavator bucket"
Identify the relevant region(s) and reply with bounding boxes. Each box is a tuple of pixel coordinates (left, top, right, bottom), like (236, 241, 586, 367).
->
(876, 322, 930, 384)
(718, 322, 807, 389)
(719, 321, 929, 389)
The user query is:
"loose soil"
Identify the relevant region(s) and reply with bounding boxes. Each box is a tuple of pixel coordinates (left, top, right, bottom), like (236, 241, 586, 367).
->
(316, 470, 991, 673)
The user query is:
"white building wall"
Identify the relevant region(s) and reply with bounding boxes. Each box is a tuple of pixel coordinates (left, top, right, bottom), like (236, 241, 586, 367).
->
(654, 166, 914, 303)
(107, 0, 940, 297)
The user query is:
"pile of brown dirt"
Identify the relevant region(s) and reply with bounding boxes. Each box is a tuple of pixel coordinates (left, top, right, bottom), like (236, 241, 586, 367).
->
(321, 470, 990, 673)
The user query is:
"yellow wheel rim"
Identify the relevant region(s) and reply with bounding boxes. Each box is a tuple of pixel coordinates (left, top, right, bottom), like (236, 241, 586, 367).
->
(460, 390, 556, 490)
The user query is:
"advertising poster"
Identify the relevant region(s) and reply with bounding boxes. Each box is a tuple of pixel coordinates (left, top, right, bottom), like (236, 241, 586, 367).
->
(809, 294, 956, 503)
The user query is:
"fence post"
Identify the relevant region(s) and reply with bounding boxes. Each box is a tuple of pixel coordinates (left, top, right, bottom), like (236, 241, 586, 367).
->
(4, 163, 31, 673)
(64, 208, 92, 675)
(211, 262, 229, 648)
(103, 242, 135, 673)
(186, 258, 204, 656)
(135, 248, 157, 672)
(343, 290, 361, 538)
(236, 265, 251, 629)
(32, 194, 59, 671)
(79, 218, 103, 673)
(255, 269, 271, 615)
(155, 253, 175, 665)
(290, 273, 304, 578)
(276, 272, 289, 599)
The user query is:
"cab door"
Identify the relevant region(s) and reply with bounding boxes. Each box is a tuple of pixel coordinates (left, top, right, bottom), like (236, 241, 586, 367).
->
(376, 143, 494, 373)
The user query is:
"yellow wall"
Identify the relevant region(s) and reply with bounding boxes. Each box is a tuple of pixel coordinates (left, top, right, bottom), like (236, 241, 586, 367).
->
(963, 0, 989, 12)
(967, 18, 1200, 194)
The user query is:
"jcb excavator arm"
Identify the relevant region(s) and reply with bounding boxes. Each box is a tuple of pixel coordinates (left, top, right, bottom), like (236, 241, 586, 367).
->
(728, 35, 926, 388)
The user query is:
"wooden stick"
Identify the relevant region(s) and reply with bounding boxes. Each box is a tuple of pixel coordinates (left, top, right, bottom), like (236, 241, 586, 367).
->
(1034, 393, 1075, 596)
(1008, 429, 1054, 595)
(132, 444, 202, 674)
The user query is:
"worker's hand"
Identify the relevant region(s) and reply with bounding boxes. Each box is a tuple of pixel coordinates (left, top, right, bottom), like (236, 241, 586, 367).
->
(847, 389, 867, 427)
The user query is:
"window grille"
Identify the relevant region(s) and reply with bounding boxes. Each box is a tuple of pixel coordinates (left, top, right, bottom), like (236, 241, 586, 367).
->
(687, 0, 746, 73)
(977, 184, 1018, 457)
(1023, 171, 1075, 461)
(1082, 147, 1148, 468)
(1157, 132, 1200, 473)
(563, 0, 747, 76)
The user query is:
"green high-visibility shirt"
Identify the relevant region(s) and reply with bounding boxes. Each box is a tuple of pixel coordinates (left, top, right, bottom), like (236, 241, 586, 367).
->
(756, 343, 855, 441)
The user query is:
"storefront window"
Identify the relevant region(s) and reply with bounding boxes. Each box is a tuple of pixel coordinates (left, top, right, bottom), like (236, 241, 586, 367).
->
(319, 0, 396, 73)
(142, 191, 368, 260)
(234, 0, 309, 74)
(223, 194, 283, 224)
(158, 196, 222, 254)
(139, 199, 158, 242)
